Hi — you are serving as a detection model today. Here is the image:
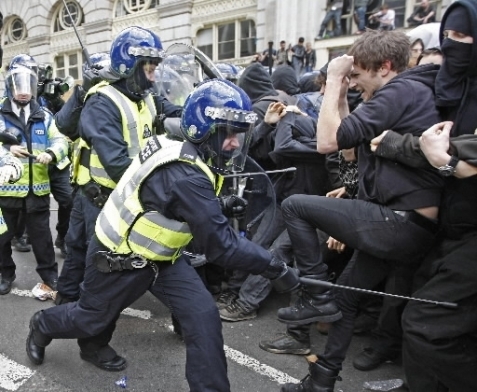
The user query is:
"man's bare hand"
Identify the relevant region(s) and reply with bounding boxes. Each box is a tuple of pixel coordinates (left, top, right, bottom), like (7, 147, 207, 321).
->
(264, 102, 286, 124)
(327, 55, 354, 79)
(327, 236, 346, 253)
(36, 152, 53, 165)
(10, 145, 31, 158)
(370, 130, 389, 152)
(326, 186, 348, 198)
(419, 121, 453, 167)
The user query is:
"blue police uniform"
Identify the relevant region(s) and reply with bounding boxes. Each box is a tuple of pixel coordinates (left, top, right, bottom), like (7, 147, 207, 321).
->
(38, 139, 272, 391)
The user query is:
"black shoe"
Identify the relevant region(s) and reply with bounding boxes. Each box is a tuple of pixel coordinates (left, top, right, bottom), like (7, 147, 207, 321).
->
(26, 311, 52, 365)
(0, 274, 16, 295)
(80, 345, 127, 371)
(277, 290, 342, 325)
(54, 236, 67, 258)
(353, 347, 398, 371)
(281, 361, 340, 392)
(219, 300, 257, 322)
(259, 333, 310, 355)
(13, 236, 31, 252)
(43, 279, 58, 291)
(216, 289, 238, 310)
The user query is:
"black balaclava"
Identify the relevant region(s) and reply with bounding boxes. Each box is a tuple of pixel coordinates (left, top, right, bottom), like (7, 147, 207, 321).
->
(435, 2, 477, 107)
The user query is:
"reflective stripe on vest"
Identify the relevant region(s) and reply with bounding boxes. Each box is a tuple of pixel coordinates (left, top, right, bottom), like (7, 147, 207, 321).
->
(78, 83, 156, 189)
(95, 135, 223, 262)
(0, 211, 7, 235)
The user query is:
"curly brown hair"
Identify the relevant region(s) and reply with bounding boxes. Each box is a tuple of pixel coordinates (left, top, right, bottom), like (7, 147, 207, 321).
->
(347, 30, 410, 73)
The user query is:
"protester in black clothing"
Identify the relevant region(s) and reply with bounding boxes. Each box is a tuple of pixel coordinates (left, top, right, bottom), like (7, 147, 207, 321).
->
(278, 30, 445, 391)
(238, 63, 295, 170)
(371, 2, 477, 390)
(271, 65, 301, 96)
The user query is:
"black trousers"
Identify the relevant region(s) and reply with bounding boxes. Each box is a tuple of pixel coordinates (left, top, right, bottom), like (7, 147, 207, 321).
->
(0, 206, 57, 282)
(280, 195, 437, 371)
(40, 236, 230, 392)
(48, 165, 73, 239)
(402, 232, 477, 392)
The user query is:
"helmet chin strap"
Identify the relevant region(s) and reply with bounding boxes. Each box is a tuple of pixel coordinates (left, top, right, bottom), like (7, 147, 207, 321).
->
(13, 97, 31, 107)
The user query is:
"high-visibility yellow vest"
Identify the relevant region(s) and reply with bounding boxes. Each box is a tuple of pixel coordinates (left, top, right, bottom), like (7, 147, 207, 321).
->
(95, 135, 223, 262)
(0, 104, 68, 198)
(74, 81, 156, 189)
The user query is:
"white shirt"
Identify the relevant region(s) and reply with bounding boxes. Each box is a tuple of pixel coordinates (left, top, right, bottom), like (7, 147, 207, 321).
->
(376, 9, 395, 28)
(11, 102, 31, 125)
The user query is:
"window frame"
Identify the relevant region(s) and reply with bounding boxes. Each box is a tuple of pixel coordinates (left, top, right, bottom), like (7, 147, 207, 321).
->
(196, 19, 257, 62)
(54, 51, 82, 80)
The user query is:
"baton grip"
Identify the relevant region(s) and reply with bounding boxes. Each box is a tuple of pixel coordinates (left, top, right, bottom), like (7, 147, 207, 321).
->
(300, 277, 333, 288)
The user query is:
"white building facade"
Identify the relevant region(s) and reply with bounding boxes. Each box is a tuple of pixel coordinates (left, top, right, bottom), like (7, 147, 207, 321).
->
(0, 0, 452, 88)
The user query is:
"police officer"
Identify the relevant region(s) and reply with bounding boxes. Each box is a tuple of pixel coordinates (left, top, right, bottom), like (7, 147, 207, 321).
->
(51, 26, 165, 371)
(26, 79, 299, 391)
(0, 54, 68, 295)
(55, 26, 164, 312)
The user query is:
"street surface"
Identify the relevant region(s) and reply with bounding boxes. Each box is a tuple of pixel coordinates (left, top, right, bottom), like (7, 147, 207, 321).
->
(0, 202, 407, 392)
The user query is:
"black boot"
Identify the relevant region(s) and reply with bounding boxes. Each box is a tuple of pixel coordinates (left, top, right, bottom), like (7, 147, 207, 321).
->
(280, 361, 340, 392)
(26, 311, 52, 365)
(278, 276, 342, 325)
(80, 343, 127, 371)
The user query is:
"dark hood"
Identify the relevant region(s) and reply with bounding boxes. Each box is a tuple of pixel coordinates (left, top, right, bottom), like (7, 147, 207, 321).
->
(298, 71, 321, 93)
(238, 63, 278, 103)
(439, 0, 477, 73)
(387, 63, 440, 91)
(271, 65, 301, 95)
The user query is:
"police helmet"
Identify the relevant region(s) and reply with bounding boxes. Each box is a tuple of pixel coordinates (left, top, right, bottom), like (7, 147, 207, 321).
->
(110, 26, 166, 78)
(180, 79, 257, 172)
(5, 54, 39, 106)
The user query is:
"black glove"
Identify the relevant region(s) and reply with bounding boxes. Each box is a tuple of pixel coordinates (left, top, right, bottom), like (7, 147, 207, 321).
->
(261, 256, 300, 293)
(219, 195, 248, 219)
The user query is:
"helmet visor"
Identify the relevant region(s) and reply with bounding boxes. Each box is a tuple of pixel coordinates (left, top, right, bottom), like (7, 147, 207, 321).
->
(8, 67, 38, 98)
(206, 122, 254, 173)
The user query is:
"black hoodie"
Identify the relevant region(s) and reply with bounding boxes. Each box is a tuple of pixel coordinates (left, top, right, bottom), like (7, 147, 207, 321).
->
(337, 64, 445, 209)
(271, 65, 301, 95)
(435, 0, 477, 137)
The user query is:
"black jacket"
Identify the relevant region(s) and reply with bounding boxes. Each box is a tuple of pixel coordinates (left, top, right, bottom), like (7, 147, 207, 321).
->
(337, 64, 445, 209)
(269, 112, 329, 202)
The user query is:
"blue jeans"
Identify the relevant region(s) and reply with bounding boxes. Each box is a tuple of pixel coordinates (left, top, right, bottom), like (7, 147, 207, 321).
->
(40, 236, 230, 392)
(318, 8, 342, 37)
(355, 6, 367, 31)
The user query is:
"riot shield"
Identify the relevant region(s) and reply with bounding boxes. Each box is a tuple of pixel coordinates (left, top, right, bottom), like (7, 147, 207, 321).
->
(156, 43, 224, 106)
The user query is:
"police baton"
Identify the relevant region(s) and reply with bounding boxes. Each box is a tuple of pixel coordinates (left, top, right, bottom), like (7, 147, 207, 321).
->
(62, 0, 92, 67)
(223, 167, 297, 178)
(299, 277, 458, 309)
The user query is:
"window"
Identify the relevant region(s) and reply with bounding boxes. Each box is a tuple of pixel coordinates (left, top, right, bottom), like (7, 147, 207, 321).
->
(197, 20, 256, 61)
(3, 17, 27, 45)
(114, 0, 159, 17)
(55, 52, 82, 80)
(54, 0, 84, 32)
(197, 28, 213, 59)
(240, 20, 256, 58)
